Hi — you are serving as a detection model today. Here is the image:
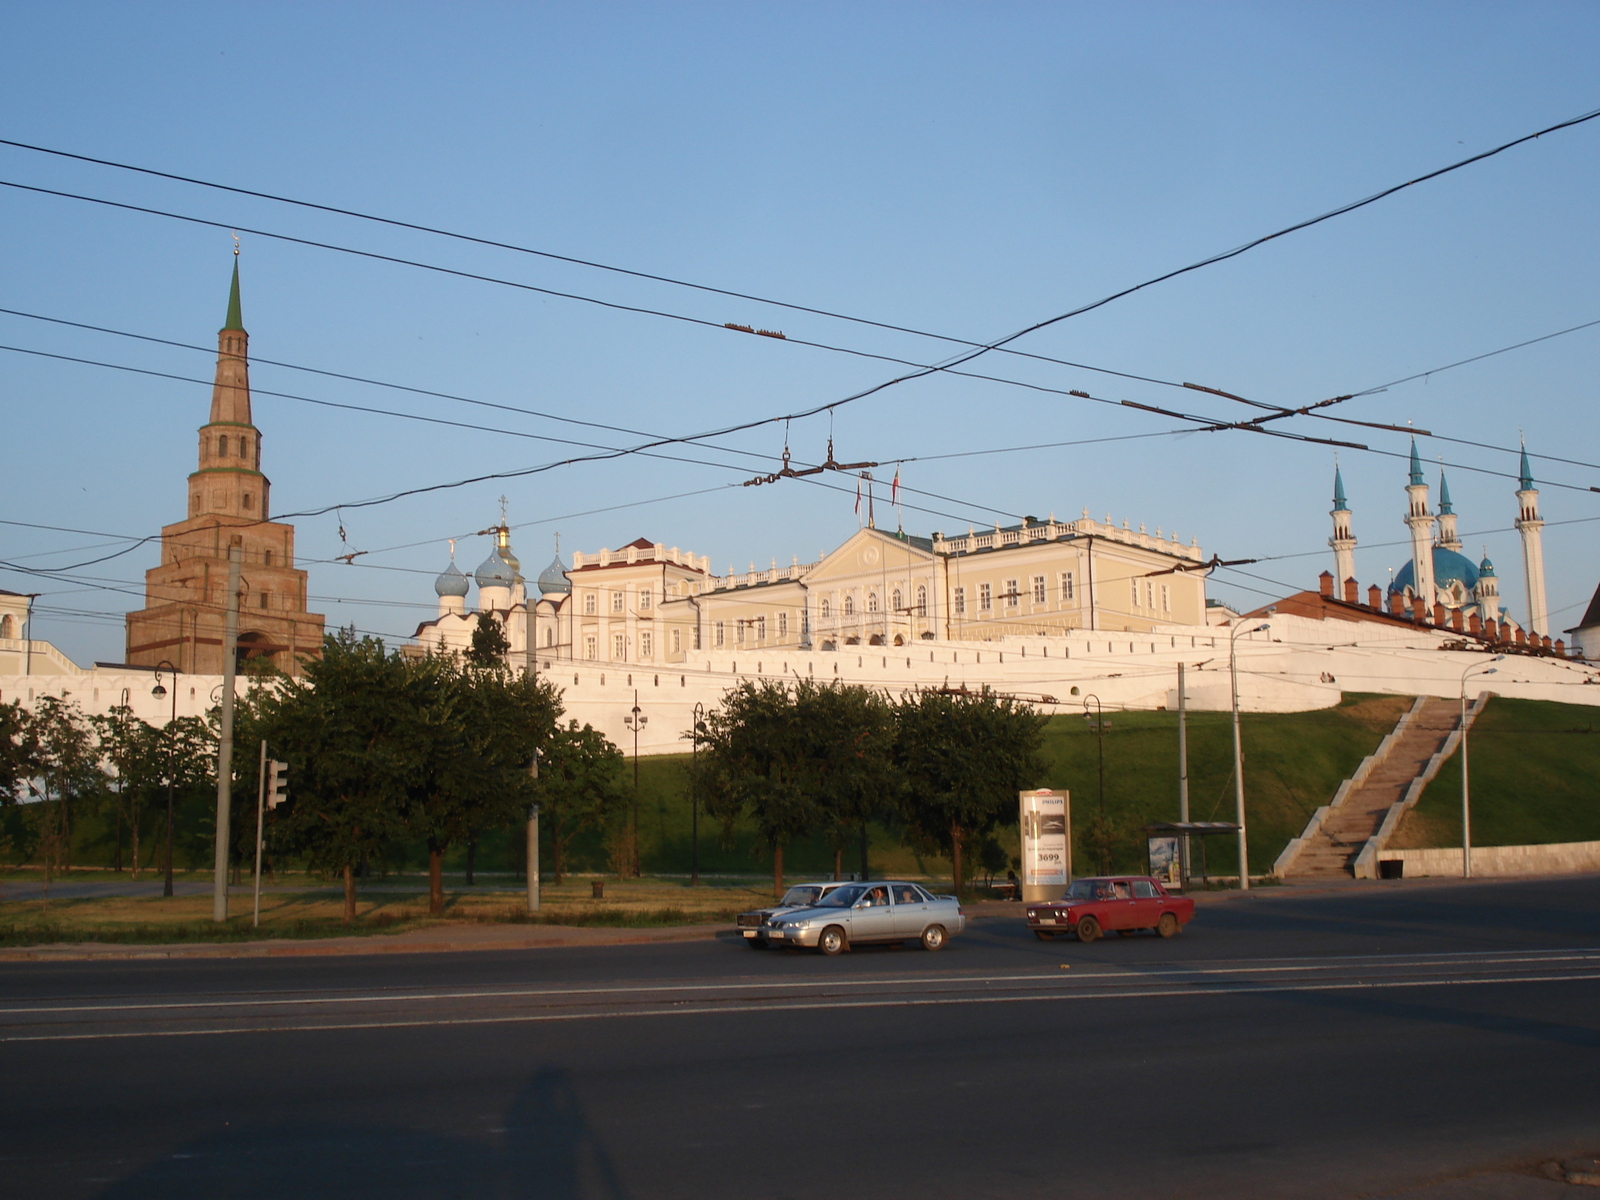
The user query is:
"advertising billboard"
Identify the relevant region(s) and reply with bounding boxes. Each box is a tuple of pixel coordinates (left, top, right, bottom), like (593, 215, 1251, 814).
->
(1019, 789, 1070, 902)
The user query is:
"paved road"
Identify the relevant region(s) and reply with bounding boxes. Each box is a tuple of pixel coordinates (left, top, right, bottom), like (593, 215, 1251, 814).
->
(2, 876, 1598, 1199)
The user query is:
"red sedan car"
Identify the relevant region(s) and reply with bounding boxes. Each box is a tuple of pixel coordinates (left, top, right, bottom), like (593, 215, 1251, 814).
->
(1025, 876, 1195, 942)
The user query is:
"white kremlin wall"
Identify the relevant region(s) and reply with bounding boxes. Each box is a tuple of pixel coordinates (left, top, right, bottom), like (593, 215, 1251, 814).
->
(6, 616, 1596, 762)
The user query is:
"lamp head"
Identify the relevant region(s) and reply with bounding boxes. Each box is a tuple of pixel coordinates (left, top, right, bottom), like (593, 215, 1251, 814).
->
(1483, 668, 1497, 676)
(151, 683, 167, 699)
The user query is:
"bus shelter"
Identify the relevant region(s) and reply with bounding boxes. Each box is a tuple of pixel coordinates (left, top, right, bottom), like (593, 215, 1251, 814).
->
(1143, 821, 1241, 891)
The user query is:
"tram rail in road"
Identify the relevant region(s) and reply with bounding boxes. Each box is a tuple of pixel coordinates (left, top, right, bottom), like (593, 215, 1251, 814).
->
(6, 946, 1600, 1043)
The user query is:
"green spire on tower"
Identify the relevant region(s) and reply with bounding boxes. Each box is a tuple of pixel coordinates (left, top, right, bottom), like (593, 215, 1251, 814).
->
(222, 255, 243, 331)
(1519, 442, 1534, 491)
(1408, 437, 1424, 486)
(1332, 464, 1349, 511)
(1438, 469, 1453, 514)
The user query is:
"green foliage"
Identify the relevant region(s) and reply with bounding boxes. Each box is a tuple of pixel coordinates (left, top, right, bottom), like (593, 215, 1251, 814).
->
(0, 699, 41, 803)
(894, 688, 1046, 891)
(537, 720, 628, 882)
(467, 612, 512, 666)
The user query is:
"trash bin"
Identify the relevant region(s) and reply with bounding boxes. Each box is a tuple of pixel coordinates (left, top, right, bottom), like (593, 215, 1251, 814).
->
(591, 880, 606, 899)
(1378, 859, 1404, 880)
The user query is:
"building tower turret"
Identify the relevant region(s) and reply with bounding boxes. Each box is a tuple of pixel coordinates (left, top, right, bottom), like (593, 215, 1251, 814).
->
(1476, 551, 1501, 626)
(1436, 469, 1462, 552)
(1515, 442, 1548, 636)
(1329, 464, 1356, 593)
(1404, 438, 1436, 605)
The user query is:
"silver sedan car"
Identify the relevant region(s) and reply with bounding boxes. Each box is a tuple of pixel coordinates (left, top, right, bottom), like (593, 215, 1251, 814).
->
(759, 881, 965, 955)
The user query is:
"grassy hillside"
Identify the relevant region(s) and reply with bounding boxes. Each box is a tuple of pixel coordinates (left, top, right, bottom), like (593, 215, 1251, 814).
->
(3, 693, 1416, 887)
(1392, 696, 1600, 850)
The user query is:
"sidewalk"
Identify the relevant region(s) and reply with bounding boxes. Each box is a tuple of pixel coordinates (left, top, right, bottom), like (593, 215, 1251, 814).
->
(0, 919, 737, 963)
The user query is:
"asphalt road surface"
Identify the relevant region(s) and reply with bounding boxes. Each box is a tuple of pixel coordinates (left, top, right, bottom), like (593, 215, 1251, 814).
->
(3, 876, 1598, 1199)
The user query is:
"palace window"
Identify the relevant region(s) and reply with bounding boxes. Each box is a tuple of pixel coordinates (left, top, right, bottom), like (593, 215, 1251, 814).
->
(820, 598, 831, 618)
(867, 592, 879, 614)
(778, 611, 788, 637)
(1059, 571, 1074, 601)
(1161, 583, 1171, 613)
(0, 616, 12, 639)
(915, 585, 927, 616)
(1130, 579, 1140, 608)
(756, 616, 766, 642)
(714, 621, 725, 648)
(546, 628, 554, 647)
(584, 635, 597, 660)
(584, 593, 597, 615)
(613, 633, 625, 660)
(844, 595, 855, 616)
(672, 628, 682, 654)
(693, 625, 701, 650)
(979, 583, 992, 611)
(1032, 575, 1046, 604)
(639, 589, 652, 611)
(1145, 581, 1155, 611)
(611, 591, 624, 613)
(1003, 579, 1019, 607)
(640, 631, 653, 658)
(891, 588, 902, 614)
(736, 620, 746, 645)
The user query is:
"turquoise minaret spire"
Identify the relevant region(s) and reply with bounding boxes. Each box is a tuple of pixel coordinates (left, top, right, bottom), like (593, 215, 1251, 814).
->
(1519, 443, 1534, 491)
(1436, 468, 1462, 552)
(1437, 469, 1453, 514)
(1329, 461, 1356, 590)
(1408, 437, 1425, 486)
(1333, 465, 1350, 512)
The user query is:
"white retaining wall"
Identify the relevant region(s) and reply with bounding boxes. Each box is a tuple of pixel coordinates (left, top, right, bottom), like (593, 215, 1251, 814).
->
(1378, 841, 1600, 878)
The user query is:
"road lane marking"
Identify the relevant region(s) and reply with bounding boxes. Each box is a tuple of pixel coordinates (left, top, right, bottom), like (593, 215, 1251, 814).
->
(5, 968, 1599, 1043)
(5, 950, 1600, 1018)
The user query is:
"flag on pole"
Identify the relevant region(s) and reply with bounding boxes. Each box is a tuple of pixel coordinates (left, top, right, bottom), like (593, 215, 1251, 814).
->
(854, 475, 862, 516)
(891, 466, 900, 506)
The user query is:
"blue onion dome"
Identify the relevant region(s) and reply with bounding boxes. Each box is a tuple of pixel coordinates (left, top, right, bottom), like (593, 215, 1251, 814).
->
(474, 549, 516, 590)
(1479, 554, 1496, 576)
(1389, 547, 1481, 595)
(434, 561, 470, 598)
(537, 554, 570, 597)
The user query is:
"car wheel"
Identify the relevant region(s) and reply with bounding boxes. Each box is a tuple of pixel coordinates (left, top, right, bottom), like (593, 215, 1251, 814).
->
(1157, 913, 1180, 939)
(1033, 929, 1056, 941)
(746, 935, 769, 949)
(818, 926, 848, 956)
(1076, 915, 1101, 943)
(920, 924, 947, 952)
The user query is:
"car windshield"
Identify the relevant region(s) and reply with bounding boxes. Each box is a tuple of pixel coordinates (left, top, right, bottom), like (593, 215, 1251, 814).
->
(779, 886, 824, 908)
(818, 884, 867, 907)
(1065, 879, 1114, 900)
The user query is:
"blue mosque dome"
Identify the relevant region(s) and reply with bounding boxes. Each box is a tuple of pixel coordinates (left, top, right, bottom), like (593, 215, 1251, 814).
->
(1479, 554, 1496, 576)
(434, 561, 470, 598)
(474, 549, 517, 590)
(1388, 546, 1481, 596)
(537, 554, 570, 597)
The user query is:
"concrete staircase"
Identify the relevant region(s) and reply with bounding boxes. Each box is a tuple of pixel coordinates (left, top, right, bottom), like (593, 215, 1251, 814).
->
(1278, 698, 1464, 880)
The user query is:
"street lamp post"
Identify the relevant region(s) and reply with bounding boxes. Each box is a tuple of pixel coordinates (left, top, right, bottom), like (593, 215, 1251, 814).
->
(149, 660, 180, 898)
(527, 746, 541, 914)
(1459, 656, 1504, 879)
(690, 701, 704, 887)
(1229, 621, 1272, 891)
(623, 692, 647, 877)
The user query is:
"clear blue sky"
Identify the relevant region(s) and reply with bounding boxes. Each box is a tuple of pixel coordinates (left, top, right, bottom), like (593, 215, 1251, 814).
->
(3, 2, 1596, 666)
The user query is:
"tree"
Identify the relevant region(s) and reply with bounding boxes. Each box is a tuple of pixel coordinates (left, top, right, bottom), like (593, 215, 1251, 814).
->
(894, 688, 1046, 894)
(90, 705, 149, 875)
(249, 629, 424, 921)
(408, 655, 560, 914)
(0, 700, 40, 804)
(467, 612, 511, 666)
(690, 679, 894, 896)
(29, 696, 98, 907)
(536, 720, 627, 884)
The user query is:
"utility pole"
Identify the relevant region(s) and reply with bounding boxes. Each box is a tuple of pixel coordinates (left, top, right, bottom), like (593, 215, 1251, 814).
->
(212, 537, 241, 923)
(1177, 661, 1190, 880)
(1229, 621, 1269, 891)
(252, 740, 266, 927)
(623, 692, 647, 877)
(527, 748, 541, 914)
(690, 702, 704, 886)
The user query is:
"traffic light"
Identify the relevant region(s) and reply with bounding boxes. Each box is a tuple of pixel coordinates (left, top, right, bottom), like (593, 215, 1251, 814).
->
(267, 760, 289, 809)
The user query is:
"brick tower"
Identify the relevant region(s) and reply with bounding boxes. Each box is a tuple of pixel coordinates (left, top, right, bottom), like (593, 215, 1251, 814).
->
(124, 255, 325, 675)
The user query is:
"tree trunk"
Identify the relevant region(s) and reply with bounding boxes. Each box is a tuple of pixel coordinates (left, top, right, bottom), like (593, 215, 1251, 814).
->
(62, 794, 71, 875)
(130, 800, 140, 880)
(428, 844, 444, 916)
(950, 820, 964, 895)
(773, 843, 785, 898)
(833, 846, 841, 882)
(343, 863, 356, 923)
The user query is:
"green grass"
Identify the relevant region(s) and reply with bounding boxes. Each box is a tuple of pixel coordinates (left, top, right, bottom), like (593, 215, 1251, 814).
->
(1393, 697, 1600, 850)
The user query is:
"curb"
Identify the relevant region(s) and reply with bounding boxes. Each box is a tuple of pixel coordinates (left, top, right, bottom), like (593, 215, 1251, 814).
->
(0, 923, 737, 963)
